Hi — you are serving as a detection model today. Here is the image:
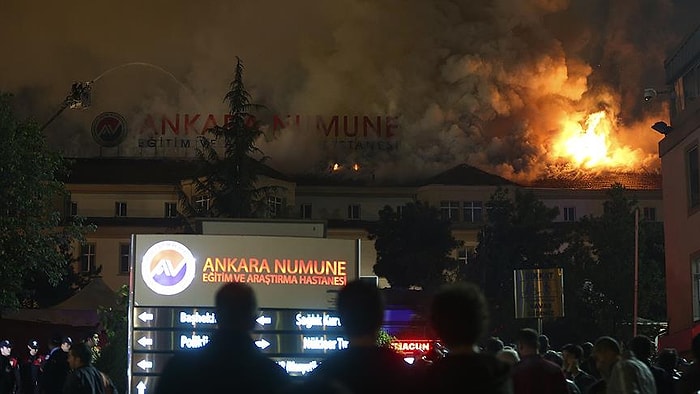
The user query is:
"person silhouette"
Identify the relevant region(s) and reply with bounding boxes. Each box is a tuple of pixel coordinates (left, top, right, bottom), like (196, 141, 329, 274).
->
(307, 279, 412, 394)
(424, 281, 512, 393)
(155, 282, 291, 394)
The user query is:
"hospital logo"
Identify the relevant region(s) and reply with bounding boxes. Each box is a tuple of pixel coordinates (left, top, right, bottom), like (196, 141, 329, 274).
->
(141, 240, 196, 296)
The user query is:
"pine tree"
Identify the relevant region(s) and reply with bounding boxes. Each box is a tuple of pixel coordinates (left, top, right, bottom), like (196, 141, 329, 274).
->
(179, 58, 281, 221)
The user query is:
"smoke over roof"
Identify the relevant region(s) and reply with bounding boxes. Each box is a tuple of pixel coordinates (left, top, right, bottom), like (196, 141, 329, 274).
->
(1, 0, 697, 182)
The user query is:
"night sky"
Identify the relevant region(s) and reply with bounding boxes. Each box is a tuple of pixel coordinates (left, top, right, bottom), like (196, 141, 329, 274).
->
(2, 0, 699, 182)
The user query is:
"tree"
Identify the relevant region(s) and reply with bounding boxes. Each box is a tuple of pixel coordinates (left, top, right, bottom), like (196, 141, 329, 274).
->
(369, 202, 462, 290)
(95, 285, 129, 394)
(467, 187, 563, 338)
(568, 184, 666, 338)
(179, 58, 280, 221)
(0, 92, 93, 312)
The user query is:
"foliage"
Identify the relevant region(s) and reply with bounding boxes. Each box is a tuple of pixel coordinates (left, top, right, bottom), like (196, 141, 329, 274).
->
(466, 187, 563, 338)
(369, 201, 462, 290)
(0, 93, 94, 313)
(178, 58, 282, 222)
(565, 184, 666, 339)
(95, 285, 129, 394)
(377, 329, 396, 348)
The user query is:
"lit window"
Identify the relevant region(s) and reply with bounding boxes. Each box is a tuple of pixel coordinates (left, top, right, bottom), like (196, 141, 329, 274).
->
(268, 196, 283, 218)
(195, 195, 211, 212)
(348, 204, 361, 220)
(300, 203, 312, 219)
(563, 207, 576, 222)
(440, 201, 459, 221)
(119, 243, 130, 274)
(164, 202, 178, 218)
(463, 201, 483, 223)
(115, 202, 127, 217)
(80, 243, 96, 273)
(458, 246, 476, 264)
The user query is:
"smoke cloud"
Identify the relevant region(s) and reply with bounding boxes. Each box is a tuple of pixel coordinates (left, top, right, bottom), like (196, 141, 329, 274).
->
(1, 0, 697, 182)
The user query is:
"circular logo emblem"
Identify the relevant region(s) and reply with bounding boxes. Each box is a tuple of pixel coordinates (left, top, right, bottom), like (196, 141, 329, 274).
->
(91, 112, 128, 147)
(141, 241, 196, 296)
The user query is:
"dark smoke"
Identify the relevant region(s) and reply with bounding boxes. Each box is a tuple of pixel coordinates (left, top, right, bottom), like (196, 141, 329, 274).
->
(1, 0, 697, 182)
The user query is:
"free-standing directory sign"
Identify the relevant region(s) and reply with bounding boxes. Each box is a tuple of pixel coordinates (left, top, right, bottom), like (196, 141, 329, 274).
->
(513, 268, 564, 319)
(128, 234, 360, 394)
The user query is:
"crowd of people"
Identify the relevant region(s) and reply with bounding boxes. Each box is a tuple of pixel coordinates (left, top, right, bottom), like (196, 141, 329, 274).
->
(5, 279, 699, 393)
(0, 332, 114, 394)
(154, 280, 700, 394)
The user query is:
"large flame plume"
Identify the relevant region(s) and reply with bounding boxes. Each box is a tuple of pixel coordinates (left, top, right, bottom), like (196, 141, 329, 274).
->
(551, 110, 648, 172)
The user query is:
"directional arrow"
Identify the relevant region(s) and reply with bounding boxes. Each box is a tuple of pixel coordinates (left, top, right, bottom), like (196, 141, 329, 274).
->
(137, 336, 153, 347)
(136, 359, 153, 371)
(255, 338, 271, 349)
(256, 315, 271, 326)
(136, 381, 147, 394)
(138, 312, 154, 322)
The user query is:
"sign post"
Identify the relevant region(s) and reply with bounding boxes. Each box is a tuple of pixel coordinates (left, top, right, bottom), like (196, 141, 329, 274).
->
(128, 234, 360, 394)
(513, 268, 564, 333)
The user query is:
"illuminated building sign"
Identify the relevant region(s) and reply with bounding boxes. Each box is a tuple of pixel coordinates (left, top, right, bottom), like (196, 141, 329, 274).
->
(90, 112, 401, 156)
(390, 340, 434, 355)
(129, 234, 359, 394)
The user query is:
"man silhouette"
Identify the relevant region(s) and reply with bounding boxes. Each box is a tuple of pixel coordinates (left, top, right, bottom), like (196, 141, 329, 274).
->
(307, 279, 412, 394)
(155, 282, 291, 394)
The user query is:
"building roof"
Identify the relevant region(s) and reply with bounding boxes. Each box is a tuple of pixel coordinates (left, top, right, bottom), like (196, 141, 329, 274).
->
(421, 164, 518, 187)
(525, 171, 662, 190)
(64, 158, 661, 191)
(65, 157, 291, 184)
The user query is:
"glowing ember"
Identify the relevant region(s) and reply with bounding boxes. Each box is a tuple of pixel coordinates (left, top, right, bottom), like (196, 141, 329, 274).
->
(551, 110, 640, 170)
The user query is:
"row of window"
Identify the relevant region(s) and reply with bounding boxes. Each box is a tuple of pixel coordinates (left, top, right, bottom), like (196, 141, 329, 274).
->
(440, 201, 483, 222)
(71, 199, 658, 222)
(71, 202, 179, 218)
(80, 243, 130, 275)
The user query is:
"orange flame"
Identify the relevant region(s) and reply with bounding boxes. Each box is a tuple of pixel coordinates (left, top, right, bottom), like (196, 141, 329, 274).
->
(551, 110, 642, 171)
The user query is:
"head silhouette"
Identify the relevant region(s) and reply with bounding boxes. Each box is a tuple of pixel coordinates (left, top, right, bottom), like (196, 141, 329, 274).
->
(430, 282, 488, 348)
(336, 280, 384, 338)
(215, 282, 258, 332)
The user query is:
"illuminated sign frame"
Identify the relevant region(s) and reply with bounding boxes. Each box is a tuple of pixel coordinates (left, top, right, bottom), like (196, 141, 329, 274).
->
(128, 234, 360, 394)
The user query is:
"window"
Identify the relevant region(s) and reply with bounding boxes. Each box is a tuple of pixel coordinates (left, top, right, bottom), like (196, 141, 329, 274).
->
(463, 201, 483, 223)
(347, 204, 361, 220)
(688, 145, 700, 209)
(164, 202, 178, 218)
(195, 195, 211, 212)
(440, 201, 460, 221)
(396, 205, 405, 218)
(115, 202, 127, 217)
(268, 196, 283, 218)
(694, 257, 700, 321)
(119, 243, 130, 274)
(80, 243, 96, 273)
(458, 246, 476, 265)
(642, 207, 656, 221)
(300, 203, 312, 219)
(70, 202, 78, 216)
(563, 207, 576, 222)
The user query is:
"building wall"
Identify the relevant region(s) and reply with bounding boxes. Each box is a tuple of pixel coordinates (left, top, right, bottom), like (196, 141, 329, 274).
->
(658, 23, 700, 352)
(67, 175, 664, 298)
(660, 125, 700, 345)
